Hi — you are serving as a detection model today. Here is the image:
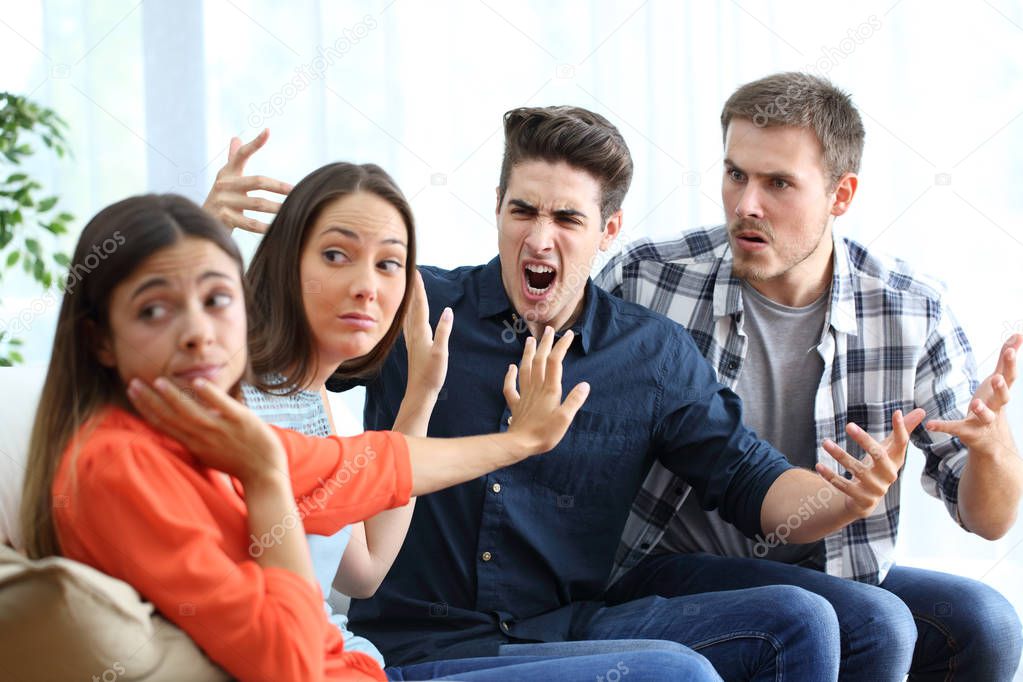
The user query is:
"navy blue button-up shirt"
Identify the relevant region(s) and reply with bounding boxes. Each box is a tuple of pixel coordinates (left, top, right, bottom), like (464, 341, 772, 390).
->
(334, 257, 792, 665)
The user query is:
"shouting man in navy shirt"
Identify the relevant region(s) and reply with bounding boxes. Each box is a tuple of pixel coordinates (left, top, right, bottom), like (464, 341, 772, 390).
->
(207, 107, 926, 681)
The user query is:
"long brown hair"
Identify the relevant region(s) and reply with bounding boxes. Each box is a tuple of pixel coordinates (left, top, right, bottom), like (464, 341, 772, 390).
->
(20, 194, 244, 559)
(246, 162, 416, 394)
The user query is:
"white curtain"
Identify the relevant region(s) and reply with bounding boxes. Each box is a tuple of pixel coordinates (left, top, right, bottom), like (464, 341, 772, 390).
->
(3, 2, 1022, 673)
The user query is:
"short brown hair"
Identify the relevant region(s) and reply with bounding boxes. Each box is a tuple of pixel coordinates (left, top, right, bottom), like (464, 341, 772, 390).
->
(498, 106, 633, 223)
(720, 72, 864, 187)
(246, 162, 416, 394)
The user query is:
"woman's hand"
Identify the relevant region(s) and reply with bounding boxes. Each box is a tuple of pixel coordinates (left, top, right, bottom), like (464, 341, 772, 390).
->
(404, 269, 453, 400)
(203, 129, 293, 234)
(502, 326, 590, 457)
(126, 377, 286, 483)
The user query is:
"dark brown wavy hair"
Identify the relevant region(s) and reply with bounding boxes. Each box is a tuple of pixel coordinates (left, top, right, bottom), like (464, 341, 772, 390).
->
(21, 194, 245, 558)
(246, 162, 416, 395)
(498, 105, 633, 224)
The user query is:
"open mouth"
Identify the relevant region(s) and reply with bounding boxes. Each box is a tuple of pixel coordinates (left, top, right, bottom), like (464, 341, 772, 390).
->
(734, 231, 770, 250)
(522, 262, 558, 299)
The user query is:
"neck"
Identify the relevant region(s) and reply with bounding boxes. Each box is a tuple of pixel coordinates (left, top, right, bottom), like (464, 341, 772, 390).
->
(287, 356, 344, 392)
(745, 230, 835, 308)
(524, 289, 587, 338)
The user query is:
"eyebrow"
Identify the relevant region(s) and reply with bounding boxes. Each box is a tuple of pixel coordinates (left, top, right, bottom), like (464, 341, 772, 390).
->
(130, 271, 233, 300)
(509, 198, 587, 220)
(320, 226, 407, 248)
(724, 158, 798, 182)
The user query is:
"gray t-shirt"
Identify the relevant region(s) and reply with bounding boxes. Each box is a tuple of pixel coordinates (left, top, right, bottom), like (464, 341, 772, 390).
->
(662, 281, 828, 566)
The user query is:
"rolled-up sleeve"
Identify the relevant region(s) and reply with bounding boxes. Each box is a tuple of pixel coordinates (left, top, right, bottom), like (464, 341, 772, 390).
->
(912, 301, 978, 524)
(654, 328, 792, 538)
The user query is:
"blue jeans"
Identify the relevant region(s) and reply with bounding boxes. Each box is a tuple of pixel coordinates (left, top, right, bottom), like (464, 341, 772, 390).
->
(574, 588, 840, 681)
(386, 649, 721, 681)
(610, 553, 1022, 681)
(880, 565, 1022, 681)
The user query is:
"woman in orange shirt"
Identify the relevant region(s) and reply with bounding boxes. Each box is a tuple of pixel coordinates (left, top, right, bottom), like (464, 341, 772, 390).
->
(19, 193, 719, 681)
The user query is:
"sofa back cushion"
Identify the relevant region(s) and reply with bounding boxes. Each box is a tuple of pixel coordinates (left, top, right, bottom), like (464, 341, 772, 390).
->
(0, 545, 228, 681)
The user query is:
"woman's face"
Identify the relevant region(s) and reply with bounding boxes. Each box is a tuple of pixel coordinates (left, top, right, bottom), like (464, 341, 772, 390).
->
(299, 192, 409, 370)
(96, 236, 248, 393)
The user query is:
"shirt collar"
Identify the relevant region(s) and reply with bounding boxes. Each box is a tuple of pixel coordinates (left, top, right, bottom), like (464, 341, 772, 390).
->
(826, 237, 859, 336)
(714, 234, 858, 336)
(475, 256, 595, 354)
(712, 242, 745, 318)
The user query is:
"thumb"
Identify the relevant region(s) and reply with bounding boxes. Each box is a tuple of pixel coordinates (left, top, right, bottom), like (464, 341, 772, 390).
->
(503, 364, 520, 408)
(902, 408, 926, 434)
(227, 136, 243, 164)
(925, 418, 966, 437)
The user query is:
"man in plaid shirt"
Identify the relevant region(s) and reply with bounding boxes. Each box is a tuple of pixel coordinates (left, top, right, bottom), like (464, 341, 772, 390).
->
(598, 72, 1023, 680)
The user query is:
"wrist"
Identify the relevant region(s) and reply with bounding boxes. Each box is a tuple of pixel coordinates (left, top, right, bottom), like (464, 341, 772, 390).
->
(967, 440, 1019, 465)
(403, 384, 441, 407)
(497, 430, 534, 464)
(241, 464, 291, 494)
(243, 441, 289, 485)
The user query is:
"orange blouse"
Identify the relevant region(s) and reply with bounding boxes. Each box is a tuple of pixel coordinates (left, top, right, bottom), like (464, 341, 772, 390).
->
(53, 407, 412, 682)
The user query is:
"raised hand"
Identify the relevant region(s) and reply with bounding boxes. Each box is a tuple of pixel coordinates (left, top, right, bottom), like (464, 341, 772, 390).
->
(926, 334, 1020, 458)
(203, 129, 293, 234)
(816, 408, 927, 517)
(126, 377, 286, 483)
(502, 327, 590, 456)
(403, 269, 453, 400)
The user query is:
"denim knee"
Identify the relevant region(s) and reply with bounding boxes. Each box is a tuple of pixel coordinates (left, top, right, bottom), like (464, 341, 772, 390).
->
(953, 580, 1023, 662)
(640, 650, 720, 680)
(854, 585, 916, 661)
(768, 584, 841, 637)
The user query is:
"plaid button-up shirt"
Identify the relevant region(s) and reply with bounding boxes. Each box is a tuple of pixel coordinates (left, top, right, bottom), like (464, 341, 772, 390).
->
(596, 224, 978, 585)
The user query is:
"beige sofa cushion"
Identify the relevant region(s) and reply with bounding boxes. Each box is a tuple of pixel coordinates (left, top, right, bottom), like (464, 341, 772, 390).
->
(0, 545, 229, 681)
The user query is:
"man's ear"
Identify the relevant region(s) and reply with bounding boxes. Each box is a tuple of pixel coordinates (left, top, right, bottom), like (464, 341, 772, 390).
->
(495, 186, 502, 216)
(599, 210, 623, 251)
(830, 173, 858, 217)
(86, 319, 116, 368)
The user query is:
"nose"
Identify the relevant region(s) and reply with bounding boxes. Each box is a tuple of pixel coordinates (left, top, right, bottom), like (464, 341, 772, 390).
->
(349, 259, 378, 302)
(180, 304, 215, 352)
(735, 184, 764, 220)
(523, 215, 556, 254)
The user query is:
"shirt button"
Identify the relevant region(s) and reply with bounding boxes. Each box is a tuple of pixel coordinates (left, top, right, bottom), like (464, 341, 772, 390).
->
(501, 621, 510, 632)
(481, 551, 493, 562)
(491, 483, 502, 494)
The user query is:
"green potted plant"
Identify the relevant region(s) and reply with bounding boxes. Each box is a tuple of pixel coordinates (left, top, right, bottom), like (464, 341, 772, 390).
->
(0, 92, 74, 366)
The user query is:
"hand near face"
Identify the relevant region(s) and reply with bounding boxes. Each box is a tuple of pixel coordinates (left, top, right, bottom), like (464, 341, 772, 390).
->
(502, 327, 590, 456)
(403, 269, 453, 400)
(127, 376, 287, 483)
(925, 334, 1020, 460)
(816, 408, 927, 517)
(203, 129, 293, 234)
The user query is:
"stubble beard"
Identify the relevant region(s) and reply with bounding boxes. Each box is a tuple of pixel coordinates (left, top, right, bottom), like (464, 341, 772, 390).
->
(728, 215, 830, 283)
